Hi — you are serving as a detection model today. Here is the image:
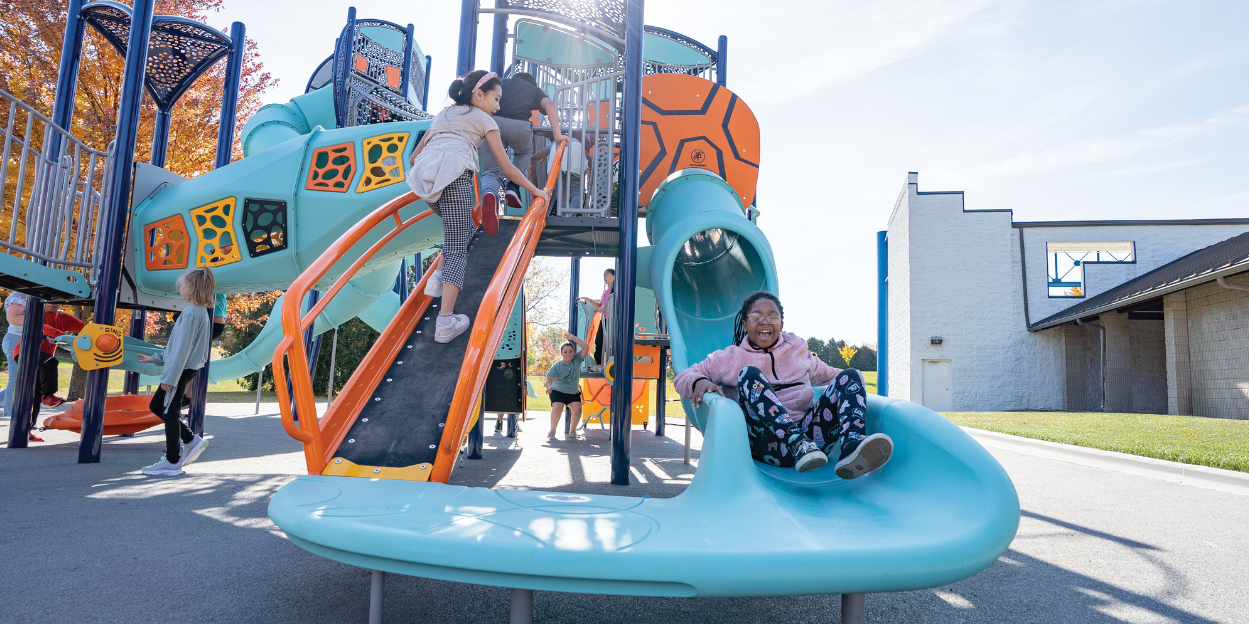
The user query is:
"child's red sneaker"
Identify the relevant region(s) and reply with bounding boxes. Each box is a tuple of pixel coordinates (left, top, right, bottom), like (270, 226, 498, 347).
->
(28, 432, 44, 442)
(42, 395, 66, 407)
(482, 191, 500, 236)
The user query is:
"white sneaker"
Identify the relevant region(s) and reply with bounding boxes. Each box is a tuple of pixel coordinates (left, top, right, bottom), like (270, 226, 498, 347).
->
(834, 433, 894, 480)
(141, 456, 184, 477)
(793, 439, 828, 474)
(424, 270, 444, 297)
(434, 313, 470, 343)
(181, 435, 209, 467)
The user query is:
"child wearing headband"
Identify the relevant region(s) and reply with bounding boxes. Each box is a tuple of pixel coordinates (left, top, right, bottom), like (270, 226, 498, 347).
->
(407, 70, 548, 344)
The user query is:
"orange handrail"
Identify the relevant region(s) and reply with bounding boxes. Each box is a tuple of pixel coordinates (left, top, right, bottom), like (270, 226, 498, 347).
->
(431, 139, 568, 483)
(273, 191, 434, 474)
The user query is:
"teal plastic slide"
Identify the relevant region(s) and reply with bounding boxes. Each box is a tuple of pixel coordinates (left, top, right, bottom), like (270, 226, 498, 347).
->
(267, 169, 1020, 596)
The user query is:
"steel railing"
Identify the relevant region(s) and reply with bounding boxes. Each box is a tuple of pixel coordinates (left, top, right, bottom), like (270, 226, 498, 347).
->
(0, 88, 112, 288)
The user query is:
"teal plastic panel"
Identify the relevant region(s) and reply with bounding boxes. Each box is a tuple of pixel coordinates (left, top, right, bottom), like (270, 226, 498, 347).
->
(494, 296, 524, 359)
(359, 25, 404, 52)
(643, 32, 711, 67)
(514, 21, 616, 68)
(633, 286, 658, 335)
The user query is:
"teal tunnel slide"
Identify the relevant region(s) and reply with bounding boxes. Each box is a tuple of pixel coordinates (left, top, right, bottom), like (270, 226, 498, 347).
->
(267, 168, 1021, 596)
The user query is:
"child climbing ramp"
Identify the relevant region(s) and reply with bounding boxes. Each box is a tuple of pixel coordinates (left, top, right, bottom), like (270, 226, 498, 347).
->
(406, 70, 548, 344)
(675, 291, 894, 477)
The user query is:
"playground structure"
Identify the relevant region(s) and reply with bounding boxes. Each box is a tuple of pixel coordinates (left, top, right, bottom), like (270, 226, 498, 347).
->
(0, 1, 1021, 623)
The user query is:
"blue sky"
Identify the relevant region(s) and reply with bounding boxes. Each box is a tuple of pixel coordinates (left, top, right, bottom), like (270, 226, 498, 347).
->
(210, 0, 1249, 344)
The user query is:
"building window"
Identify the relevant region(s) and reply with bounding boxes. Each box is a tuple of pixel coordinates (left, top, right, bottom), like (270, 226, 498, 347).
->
(1047, 241, 1135, 297)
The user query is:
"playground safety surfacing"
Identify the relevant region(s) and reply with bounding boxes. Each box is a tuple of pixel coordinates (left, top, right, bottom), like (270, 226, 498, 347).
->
(1, 404, 1246, 623)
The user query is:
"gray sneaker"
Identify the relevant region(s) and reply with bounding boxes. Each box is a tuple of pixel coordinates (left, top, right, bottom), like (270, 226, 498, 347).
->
(834, 433, 894, 480)
(181, 435, 209, 467)
(434, 313, 470, 343)
(141, 456, 183, 477)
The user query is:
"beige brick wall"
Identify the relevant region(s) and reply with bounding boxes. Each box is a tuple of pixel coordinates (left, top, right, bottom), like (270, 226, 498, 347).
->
(1164, 291, 1192, 415)
(1185, 276, 1249, 419)
(1101, 312, 1132, 412)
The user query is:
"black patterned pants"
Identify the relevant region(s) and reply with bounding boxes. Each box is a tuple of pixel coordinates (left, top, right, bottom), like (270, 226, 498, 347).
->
(430, 170, 477, 288)
(735, 366, 867, 467)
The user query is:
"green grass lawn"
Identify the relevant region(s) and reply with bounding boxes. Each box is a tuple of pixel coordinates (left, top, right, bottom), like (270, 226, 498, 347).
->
(945, 411, 1249, 473)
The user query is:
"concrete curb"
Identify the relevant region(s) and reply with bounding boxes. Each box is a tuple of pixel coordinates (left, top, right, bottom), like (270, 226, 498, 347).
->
(962, 426, 1249, 496)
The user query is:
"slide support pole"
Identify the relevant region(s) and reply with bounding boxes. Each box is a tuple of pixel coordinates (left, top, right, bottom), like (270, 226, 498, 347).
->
(609, 0, 645, 486)
(509, 588, 533, 624)
(716, 35, 727, 86)
(655, 346, 667, 436)
(841, 593, 866, 624)
(876, 231, 888, 397)
(368, 570, 384, 624)
(456, 0, 479, 76)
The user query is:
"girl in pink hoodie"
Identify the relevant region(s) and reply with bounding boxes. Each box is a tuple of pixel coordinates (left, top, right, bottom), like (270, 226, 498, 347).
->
(675, 291, 893, 477)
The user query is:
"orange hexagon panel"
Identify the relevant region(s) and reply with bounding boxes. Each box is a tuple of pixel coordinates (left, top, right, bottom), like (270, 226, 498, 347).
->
(638, 74, 760, 208)
(357, 132, 409, 193)
(306, 142, 356, 192)
(142, 215, 190, 270)
(189, 197, 241, 267)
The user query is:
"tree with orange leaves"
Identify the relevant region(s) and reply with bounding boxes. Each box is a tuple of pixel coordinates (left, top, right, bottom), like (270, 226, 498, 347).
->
(0, 0, 276, 177)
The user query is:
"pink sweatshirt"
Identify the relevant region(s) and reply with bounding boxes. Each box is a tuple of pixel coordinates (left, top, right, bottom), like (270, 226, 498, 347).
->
(674, 332, 842, 414)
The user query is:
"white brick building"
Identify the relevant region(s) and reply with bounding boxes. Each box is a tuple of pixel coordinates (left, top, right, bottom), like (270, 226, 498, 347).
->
(884, 172, 1249, 418)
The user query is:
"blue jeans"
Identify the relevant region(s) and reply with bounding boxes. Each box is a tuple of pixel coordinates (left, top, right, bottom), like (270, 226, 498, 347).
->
(479, 116, 534, 198)
(2, 332, 18, 414)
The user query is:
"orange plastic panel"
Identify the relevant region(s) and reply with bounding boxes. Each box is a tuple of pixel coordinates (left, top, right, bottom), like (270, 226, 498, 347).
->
(638, 74, 760, 208)
(587, 101, 610, 127)
(357, 132, 409, 193)
(43, 394, 161, 436)
(580, 378, 650, 425)
(142, 215, 189, 270)
(306, 142, 356, 192)
(385, 65, 402, 89)
(354, 54, 368, 73)
(190, 197, 241, 267)
(634, 343, 661, 379)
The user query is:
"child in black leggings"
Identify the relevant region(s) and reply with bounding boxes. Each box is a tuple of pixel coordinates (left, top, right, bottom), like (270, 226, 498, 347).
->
(136, 267, 215, 477)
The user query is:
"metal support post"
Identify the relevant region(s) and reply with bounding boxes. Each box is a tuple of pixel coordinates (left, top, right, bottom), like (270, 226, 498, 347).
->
(7, 298, 44, 448)
(841, 593, 866, 624)
(609, 0, 645, 486)
(254, 367, 263, 414)
(327, 328, 338, 403)
(393, 258, 408, 300)
(422, 55, 432, 111)
(716, 35, 727, 86)
(123, 310, 145, 394)
(509, 588, 533, 624)
(186, 21, 247, 438)
(369, 570, 385, 624)
(11, 0, 86, 447)
(400, 23, 415, 96)
(655, 346, 667, 436)
(336, 9, 357, 127)
(456, 0, 479, 76)
(215, 22, 246, 166)
(467, 397, 484, 459)
(876, 231, 888, 397)
(150, 107, 172, 166)
(684, 409, 691, 465)
(79, 0, 155, 463)
(490, 8, 508, 74)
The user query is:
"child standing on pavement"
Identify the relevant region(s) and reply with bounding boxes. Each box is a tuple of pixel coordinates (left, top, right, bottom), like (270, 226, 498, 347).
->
(545, 331, 589, 439)
(136, 267, 214, 477)
(407, 70, 549, 344)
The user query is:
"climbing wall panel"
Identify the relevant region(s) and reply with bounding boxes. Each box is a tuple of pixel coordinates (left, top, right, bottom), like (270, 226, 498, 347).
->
(190, 197, 241, 267)
(142, 215, 189, 271)
(242, 198, 289, 258)
(356, 132, 409, 193)
(306, 142, 356, 192)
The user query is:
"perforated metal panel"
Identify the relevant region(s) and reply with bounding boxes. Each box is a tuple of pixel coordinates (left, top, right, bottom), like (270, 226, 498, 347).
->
(495, 295, 525, 359)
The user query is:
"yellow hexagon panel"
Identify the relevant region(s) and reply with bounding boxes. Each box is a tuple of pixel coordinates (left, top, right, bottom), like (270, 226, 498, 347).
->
(356, 132, 409, 193)
(189, 197, 242, 267)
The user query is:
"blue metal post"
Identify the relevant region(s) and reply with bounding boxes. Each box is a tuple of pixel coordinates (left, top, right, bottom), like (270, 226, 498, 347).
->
(401, 23, 414, 96)
(716, 35, 727, 86)
(9, 0, 88, 447)
(186, 21, 246, 435)
(609, 0, 645, 486)
(467, 395, 484, 459)
(489, 9, 507, 75)
(456, 0, 478, 76)
(123, 310, 145, 395)
(393, 258, 408, 300)
(150, 108, 172, 166)
(568, 256, 581, 335)
(877, 231, 888, 397)
(422, 55, 432, 111)
(655, 345, 668, 437)
(79, 0, 155, 463)
(336, 8, 357, 127)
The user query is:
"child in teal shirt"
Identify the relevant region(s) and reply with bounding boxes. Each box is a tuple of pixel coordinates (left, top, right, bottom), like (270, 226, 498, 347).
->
(545, 331, 589, 439)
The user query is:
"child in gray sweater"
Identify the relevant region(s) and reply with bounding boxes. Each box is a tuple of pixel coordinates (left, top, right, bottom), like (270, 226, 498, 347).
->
(136, 267, 215, 476)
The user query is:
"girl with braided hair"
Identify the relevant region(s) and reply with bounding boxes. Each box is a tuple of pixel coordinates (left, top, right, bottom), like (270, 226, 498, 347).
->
(406, 70, 549, 344)
(674, 291, 894, 477)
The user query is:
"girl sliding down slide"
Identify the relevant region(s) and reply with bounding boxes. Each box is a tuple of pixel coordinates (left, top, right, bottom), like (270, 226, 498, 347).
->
(406, 70, 548, 344)
(674, 291, 894, 477)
